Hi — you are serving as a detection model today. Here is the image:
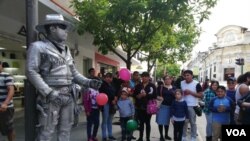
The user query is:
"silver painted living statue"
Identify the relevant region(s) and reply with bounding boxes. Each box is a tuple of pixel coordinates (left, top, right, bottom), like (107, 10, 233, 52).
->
(26, 14, 102, 141)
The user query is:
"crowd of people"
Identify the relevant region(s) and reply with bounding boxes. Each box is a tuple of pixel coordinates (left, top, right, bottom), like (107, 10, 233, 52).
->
(2, 14, 250, 141)
(82, 68, 206, 141)
(2, 62, 250, 141)
(202, 72, 250, 141)
(83, 68, 250, 141)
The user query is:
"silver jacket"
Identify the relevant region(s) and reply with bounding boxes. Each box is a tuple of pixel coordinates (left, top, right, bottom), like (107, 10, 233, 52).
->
(26, 39, 90, 97)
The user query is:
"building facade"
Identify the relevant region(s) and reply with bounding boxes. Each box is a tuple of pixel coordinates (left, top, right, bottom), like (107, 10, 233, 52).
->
(187, 25, 250, 84)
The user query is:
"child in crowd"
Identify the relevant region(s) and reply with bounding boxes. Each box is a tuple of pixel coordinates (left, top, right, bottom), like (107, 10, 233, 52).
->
(209, 85, 234, 141)
(83, 88, 100, 141)
(117, 87, 135, 141)
(170, 89, 188, 141)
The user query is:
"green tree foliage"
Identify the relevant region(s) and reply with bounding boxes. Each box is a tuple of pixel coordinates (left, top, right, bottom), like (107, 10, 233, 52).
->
(72, 0, 217, 70)
(155, 63, 181, 80)
(140, 20, 200, 72)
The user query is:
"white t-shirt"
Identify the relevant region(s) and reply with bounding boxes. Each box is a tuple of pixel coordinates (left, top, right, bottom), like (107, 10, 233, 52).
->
(181, 80, 199, 106)
(234, 83, 247, 114)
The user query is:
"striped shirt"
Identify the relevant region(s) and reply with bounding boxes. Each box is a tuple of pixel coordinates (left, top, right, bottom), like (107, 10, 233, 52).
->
(0, 72, 14, 108)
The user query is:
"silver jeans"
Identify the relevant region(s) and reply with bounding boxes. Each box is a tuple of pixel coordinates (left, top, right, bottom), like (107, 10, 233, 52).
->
(36, 86, 74, 141)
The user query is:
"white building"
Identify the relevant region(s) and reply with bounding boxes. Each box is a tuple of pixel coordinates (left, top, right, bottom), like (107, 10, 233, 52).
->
(187, 25, 250, 84)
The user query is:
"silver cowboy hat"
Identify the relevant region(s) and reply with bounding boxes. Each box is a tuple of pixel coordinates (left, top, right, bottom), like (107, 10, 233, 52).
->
(36, 14, 74, 33)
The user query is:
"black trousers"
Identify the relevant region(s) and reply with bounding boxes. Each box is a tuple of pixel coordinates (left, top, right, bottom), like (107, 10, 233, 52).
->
(137, 109, 152, 139)
(120, 117, 132, 140)
(173, 120, 185, 141)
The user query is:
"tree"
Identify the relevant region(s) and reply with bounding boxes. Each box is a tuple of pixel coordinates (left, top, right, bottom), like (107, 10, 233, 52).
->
(140, 20, 200, 73)
(155, 63, 181, 80)
(72, 0, 217, 70)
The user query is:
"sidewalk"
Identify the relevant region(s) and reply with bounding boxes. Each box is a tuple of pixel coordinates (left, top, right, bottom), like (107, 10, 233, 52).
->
(0, 109, 205, 141)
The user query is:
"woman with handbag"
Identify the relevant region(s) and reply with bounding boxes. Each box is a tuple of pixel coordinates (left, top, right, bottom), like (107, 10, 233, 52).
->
(156, 76, 175, 141)
(134, 72, 157, 141)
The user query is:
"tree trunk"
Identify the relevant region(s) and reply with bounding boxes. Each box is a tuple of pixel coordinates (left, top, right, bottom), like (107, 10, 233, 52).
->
(126, 59, 132, 70)
(147, 60, 156, 73)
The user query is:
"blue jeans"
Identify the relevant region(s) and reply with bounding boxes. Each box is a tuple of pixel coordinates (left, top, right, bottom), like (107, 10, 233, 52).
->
(101, 104, 114, 138)
(183, 106, 197, 138)
(205, 112, 212, 137)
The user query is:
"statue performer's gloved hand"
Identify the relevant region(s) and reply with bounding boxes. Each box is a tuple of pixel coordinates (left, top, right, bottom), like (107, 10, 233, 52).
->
(48, 90, 61, 106)
(89, 79, 102, 90)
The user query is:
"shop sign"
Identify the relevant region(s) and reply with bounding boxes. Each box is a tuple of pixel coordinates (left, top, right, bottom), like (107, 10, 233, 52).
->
(17, 26, 26, 36)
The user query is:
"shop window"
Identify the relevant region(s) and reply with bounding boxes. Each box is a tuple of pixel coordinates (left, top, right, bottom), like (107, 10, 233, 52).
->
(99, 63, 117, 76)
(10, 53, 16, 59)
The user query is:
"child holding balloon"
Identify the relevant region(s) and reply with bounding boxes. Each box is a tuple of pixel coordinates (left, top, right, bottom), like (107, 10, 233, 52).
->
(83, 88, 101, 141)
(117, 87, 135, 141)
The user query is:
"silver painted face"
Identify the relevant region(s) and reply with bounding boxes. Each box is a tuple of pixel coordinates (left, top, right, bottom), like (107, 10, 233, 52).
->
(55, 26, 68, 42)
(50, 24, 68, 42)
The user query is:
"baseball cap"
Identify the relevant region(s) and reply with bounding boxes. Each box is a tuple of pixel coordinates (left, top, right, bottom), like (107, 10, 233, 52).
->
(227, 77, 236, 82)
(121, 87, 129, 94)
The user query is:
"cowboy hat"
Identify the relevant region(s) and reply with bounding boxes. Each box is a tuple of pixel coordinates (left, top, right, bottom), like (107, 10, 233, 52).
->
(36, 14, 74, 33)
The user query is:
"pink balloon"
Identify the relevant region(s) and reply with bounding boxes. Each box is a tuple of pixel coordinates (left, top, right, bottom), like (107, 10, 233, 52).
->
(96, 93, 108, 106)
(119, 68, 131, 81)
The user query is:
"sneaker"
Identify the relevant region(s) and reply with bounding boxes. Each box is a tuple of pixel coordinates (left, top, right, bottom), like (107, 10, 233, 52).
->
(121, 136, 126, 141)
(92, 137, 98, 141)
(191, 137, 196, 141)
(127, 137, 132, 141)
(165, 135, 172, 140)
(131, 136, 136, 140)
(136, 138, 143, 141)
(109, 136, 116, 140)
(160, 136, 165, 141)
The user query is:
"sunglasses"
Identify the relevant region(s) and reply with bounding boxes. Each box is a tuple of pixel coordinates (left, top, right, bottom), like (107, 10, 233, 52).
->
(57, 24, 67, 30)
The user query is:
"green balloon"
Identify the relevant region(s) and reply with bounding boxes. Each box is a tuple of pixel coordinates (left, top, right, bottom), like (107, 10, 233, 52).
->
(126, 119, 138, 132)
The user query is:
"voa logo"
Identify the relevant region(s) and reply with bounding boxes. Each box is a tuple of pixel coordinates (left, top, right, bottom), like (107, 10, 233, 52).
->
(226, 129, 246, 136)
